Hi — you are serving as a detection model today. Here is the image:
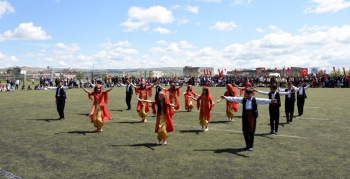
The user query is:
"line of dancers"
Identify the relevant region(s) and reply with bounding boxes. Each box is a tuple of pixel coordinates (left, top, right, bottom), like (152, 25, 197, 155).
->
(51, 79, 311, 151)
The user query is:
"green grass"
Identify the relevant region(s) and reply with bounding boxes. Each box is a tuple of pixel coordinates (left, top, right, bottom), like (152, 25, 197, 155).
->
(0, 86, 350, 179)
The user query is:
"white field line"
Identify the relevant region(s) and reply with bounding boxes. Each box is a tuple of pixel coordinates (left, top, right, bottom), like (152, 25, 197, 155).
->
(0, 168, 22, 179)
(113, 116, 307, 139)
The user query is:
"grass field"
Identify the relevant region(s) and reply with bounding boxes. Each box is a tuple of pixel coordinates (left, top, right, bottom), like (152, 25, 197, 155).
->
(1, 86, 350, 179)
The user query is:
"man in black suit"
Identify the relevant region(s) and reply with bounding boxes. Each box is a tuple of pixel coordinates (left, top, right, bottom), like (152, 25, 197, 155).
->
(55, 80, 68, 120)
(125, 80, 133, 110)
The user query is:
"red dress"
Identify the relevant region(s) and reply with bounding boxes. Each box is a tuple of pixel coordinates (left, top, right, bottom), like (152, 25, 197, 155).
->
(183, 90, 197, 110)
(135, 86, 153, 113)
(196, 94, 214, 121)
(87, 91, 111, 122)
(151, 100, 175, 133)
(165, 88, 181, 110)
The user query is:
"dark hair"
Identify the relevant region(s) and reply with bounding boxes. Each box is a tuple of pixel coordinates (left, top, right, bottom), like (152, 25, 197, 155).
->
(245, 87, 254, 94)
(270, 85, 277, 89)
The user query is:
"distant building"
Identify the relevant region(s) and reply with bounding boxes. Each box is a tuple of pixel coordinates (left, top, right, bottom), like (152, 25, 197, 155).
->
(149, 70, 166, 78)
(183, 66, 214, 77)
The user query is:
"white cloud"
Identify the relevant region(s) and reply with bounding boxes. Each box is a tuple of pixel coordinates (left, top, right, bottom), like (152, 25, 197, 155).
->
(98, 39, 132, 50)
(304, 0, 350, 13)
(157, 40, 168, 45)
(196, 0, 221, 2)
(178, 18, 190, 25)
(0, 51, 18, 67)
(153, 27, 171, 34)
(210, 21, 237, 31)
(269, 25, 284, 33)
(53, 43, 80, 60)
(298, 24, 329, 35)
(170, 5, 181, 10)
(0, 22, 52, 41)
(0, 0, 15, 18)
(185, 6, 199, 14)
(121, 6, 174, 31)
(231, 0, 252, 5)
(256, 27, 265, 33)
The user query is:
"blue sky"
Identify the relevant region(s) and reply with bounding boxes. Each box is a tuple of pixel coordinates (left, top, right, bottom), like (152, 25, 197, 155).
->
(1, 0, 350, 70)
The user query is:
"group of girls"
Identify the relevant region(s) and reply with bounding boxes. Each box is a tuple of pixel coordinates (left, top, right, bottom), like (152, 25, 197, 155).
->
(81, 80, 243, 145)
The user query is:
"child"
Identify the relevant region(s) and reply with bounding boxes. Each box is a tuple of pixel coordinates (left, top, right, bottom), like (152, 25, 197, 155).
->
(255, 85, 292, 134)
(221, 88, 277, 151)
(138, 91, 176, 145)
(163, 82, 183, 113)
(82, 84, 113, 132)
(217, 84, 238, 121)
(183, 85, 197, 112)
(191, 86, 215, 131)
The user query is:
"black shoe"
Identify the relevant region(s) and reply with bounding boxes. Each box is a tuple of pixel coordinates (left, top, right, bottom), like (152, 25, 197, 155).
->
(269, 131, 274, 134)
(126, 108, 131, 110)
(59, 118, 64, 120)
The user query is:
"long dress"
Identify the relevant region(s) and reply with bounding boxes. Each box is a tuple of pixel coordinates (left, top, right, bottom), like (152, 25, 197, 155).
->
(151, 101, 175, 141)
(135, 86, 153, 118)
(223, 91, 238, 118)
(183, 90, 197, 110)
(196, 95, 214, 127)
(87, 91, 111, 128)
(165, 88, 181, 111)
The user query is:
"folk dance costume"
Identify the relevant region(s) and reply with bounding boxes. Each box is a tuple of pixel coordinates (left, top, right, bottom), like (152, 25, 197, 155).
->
(256, 87, 291, 134)
(217, 84, 238, 121)
(278, 83, 298, 124)
(133, 81, 154, 122)
(83, 84, 113, 132)
(163, 83, 183, 113)
(296, 83, 310, 116)
(183, 85, 197, 112)
(222, 88, 276, 151)
(235, 82, 255, 98)
(192, 87, 215, 131)
(141, 92, 175, 145)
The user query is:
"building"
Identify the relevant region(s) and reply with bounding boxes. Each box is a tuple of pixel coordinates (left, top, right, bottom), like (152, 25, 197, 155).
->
(149, 70, 166, 78)
(183, 66, 214, 77)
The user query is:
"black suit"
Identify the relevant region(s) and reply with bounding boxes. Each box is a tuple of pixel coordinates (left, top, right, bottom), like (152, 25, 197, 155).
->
(268, 92, 281, 132)
(284, 89, 295, 122)
(55, 87, 66, 119)
(242, 98, 258, 149)
(297, 87, 307, 116)
(125, 84, 133, 109)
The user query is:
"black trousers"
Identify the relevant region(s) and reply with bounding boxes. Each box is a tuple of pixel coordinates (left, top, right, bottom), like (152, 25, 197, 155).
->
(269, 106, 280, 132)
(285, 99, 295, 122)
(297, 97, 305, 115)
(242, 115, 256, 148)
(57, 99, 65, 118)
(125, 94, 132, 109)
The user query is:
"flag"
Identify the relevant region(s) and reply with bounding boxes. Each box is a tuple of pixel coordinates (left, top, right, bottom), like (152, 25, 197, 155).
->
(287, 68, 290, 75)
(209, 69, 212, 75)
(300, 68, 308, 77)
(343, 67, 346, 76)
(255, 68, 259, 76)
(263, 68, 266, 77)
(275, 67, 277, 73)
(234, 69, 237, 77)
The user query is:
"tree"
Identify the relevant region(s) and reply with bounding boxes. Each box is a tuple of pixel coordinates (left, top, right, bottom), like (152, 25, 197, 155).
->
(76, 72, 84, 79)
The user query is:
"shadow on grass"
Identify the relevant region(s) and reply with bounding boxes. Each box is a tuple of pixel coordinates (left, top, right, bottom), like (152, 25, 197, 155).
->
(27, 118, 60, 122)
(77, 113, 89, 116)
(194, 148, 248, 158)
(179, 130, 203, 134)
(54, 131, 96, 135)
(209, 120, 231, 124)
(255, 133, 274, 139)
(111, 143, 160, 150)
(110, 109, 124, 112)
(115, 121, 141, 124)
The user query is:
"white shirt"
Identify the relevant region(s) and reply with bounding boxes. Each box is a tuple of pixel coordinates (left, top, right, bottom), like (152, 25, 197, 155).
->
(224, 96, 272, 110)
(256, 90, 291, 98)
(48, 86, 68, 96)
(295, 84, 310, 95)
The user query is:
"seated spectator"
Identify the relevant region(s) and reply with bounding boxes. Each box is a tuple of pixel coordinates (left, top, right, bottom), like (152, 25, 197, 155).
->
(9, 86, 15, 91)
(27, 85, 32, 90)
(22, 85, 26, 90)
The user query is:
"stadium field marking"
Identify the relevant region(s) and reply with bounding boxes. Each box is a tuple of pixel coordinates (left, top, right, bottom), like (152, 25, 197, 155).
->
(0, 168, 22, 179)
(113, 116, 307, 139)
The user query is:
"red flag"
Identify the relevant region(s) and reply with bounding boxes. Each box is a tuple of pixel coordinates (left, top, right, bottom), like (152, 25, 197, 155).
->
(209, 69, 212, 75)
(343, 67, 346, 76)
(255, 68, 258, 76)
(287, 68, 290, 75)
(324, 70, 327, 79)
(282, 67, 285, 75)
(234, 69, 237, 77)
(333, 67, 336, 73)
(300, 68, 308, 77)
(275, 68, 277, 73)
(263, 68, 266, 77)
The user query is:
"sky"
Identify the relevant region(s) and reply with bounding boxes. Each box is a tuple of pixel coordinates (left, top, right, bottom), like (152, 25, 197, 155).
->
(0, 0, 350, 70)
